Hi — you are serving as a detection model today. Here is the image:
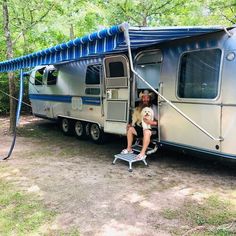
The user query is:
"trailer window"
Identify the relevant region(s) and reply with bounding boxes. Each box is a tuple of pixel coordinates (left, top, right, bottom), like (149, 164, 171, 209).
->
(108, 62, 125, 77)
(34, 68, 45, 86)
(47, 69, 58, 85)
(178, 49, 221, 99)
(85, 88, 100, 95)
(85, 65, 101, 85)
(105, 56, 129, 78)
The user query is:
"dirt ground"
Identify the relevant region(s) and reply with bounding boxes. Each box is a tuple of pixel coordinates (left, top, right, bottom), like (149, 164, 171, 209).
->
(0, 115, 236, 235)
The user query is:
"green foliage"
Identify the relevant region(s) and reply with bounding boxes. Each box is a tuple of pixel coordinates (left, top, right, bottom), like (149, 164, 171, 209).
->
(0, 75, 10, 115)
(1, 0, 234, 61)
(1, 0, 235, 61)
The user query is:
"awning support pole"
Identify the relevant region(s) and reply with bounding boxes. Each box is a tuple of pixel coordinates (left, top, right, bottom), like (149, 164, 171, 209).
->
(123, 25, 223, 142)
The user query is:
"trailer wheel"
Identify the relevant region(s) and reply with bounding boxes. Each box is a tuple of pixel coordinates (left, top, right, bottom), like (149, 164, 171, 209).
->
(89, 123, 104, 144)
(74, 120, 87, 139)
(60, 118, 73, 135)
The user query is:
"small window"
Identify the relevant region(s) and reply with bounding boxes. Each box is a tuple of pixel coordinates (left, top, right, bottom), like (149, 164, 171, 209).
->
(34, 68, 45, 85)
(109, 62, 125, 77)
(178, 49, 221, 99)
(105, 56, 129, 79)
(85, 65, 101, 85)
(85, 88, 100, 95)
(47, 69, 58, 85)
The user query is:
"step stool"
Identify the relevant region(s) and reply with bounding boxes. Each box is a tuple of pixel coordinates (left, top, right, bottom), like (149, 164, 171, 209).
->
(113, 153, 148, 172)
(113, 139, 158, 172)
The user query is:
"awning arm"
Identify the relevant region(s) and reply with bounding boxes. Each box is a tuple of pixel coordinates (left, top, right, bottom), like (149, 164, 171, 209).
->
(123, 25, 223, 142)
(223, 27, 233, 37)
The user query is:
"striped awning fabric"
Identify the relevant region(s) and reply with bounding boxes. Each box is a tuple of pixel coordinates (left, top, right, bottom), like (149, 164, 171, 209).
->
(0, 23, 226, 72)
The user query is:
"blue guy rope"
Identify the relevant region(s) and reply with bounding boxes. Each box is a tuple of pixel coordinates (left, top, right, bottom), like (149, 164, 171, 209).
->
(1, 69, 24, 160)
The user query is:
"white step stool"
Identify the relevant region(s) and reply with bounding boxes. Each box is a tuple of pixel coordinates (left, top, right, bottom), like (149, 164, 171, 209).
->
(113, 138, 158, 172)
(113, 153, 148, 172)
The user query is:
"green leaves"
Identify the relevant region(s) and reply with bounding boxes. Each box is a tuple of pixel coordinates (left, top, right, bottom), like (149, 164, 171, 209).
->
(0, 0, 234, 62)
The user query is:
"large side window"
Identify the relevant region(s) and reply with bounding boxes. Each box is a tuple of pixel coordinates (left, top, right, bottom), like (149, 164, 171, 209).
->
(86, 65, 101, 85)
(34, 67, 45, 86)
(47, 69, 58, 85)
(178, 49, 221, 99)
(85, 64, 101, 95)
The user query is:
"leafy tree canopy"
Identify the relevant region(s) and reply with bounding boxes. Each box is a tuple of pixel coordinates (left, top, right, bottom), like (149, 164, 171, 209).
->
(1, 0, 235, 59)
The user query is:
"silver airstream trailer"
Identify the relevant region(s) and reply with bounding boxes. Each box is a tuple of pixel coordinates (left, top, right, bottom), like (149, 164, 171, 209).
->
(1, 23, 236, 160)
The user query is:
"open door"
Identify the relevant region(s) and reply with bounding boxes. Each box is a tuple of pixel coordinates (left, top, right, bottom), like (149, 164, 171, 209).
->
(103, 55, 130, 135)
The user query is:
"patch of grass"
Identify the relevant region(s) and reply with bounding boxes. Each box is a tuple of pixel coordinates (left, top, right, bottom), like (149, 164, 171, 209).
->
(17, 126, 57, 139)
(162, 195, 236, 235)
(58, 146, 81, 158)
(21, 148, 55, 159)
(212, 229, 233, 236)
(185, 195, 235, 226)
(0, 179, 55, 235)
(52, 228, 80, 236)
(17, 120, 61, 140)
(161, 208, 179, 220)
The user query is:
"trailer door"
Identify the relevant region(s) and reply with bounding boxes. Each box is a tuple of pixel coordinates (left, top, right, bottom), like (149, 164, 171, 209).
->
(103, 55, 130, 135)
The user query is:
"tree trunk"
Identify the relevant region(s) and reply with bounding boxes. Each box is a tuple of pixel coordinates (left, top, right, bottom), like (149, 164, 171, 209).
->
(3, 0, 16, 133)
(142, 16, 148, 27)
(70, 24, 75, 40)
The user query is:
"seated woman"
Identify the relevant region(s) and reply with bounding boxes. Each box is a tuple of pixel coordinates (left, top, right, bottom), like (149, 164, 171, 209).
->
(121, 90, 158, 160)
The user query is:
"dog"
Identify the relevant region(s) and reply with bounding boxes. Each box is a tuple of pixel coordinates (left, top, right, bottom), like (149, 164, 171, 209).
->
(141, 106, 154, 130)
(132, 107, 142, 127)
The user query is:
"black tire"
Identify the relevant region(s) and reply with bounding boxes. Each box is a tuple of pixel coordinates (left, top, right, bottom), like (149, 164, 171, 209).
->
(60, 118, 73, 135)
(89, 123, 104, 144)
(74, 120, 87, 139)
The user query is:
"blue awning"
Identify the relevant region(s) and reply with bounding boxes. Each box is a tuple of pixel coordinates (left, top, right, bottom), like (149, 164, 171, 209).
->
(0, 23, 227, 72)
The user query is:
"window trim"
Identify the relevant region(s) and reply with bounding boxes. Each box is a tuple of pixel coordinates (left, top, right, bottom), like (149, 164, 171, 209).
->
(134, 49, 163, 65)
(103, 54, 130, 79)
(176, 48, 223, 101)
